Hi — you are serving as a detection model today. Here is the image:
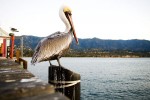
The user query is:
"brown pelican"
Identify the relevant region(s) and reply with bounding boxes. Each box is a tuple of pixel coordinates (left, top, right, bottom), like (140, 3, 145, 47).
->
(31, 6, 78, 66)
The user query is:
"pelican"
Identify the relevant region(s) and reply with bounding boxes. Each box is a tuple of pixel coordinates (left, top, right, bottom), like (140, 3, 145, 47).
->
(31, 6, 78, 66)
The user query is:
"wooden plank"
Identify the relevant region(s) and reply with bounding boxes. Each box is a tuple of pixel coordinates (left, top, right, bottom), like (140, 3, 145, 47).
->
(0, 58, 69, 100)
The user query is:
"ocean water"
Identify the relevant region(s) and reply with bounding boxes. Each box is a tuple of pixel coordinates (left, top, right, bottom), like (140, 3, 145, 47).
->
(24, 57, 150, 100)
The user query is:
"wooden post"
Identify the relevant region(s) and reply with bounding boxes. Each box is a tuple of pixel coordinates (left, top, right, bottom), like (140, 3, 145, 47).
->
(49, 65, 80, 100)
(20, 36, 23, 57)
(16, 50, 20, 62)
(0, 43, 3, 56)
(6, 46, 10, 58)
(15, 57, 27, 69)
(9, 33, 15, 59)
(3, 39, 6, 57)
(19, 58, 27, 69)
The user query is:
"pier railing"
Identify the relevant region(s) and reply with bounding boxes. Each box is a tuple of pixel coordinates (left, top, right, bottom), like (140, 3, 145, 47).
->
(15, 50, 27, 69)
(15, 57, 27, 69)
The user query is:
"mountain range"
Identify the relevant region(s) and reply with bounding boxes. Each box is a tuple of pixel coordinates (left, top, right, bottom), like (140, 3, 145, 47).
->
(15, 35, 150, 52)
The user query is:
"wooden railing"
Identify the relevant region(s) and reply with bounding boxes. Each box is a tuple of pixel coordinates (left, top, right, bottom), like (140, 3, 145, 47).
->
(15, 50, 27, 69)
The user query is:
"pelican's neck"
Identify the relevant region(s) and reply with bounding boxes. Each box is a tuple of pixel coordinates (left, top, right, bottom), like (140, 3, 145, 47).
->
(59, 6, 71, 33)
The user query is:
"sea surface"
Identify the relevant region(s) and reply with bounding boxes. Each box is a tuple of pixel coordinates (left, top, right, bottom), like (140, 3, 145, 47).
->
(24, 57, 150, 100)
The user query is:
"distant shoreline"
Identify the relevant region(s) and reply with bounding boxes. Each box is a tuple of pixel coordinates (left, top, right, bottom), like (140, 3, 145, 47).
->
(23, 56, 150, 58)
(23, 54, 150, 58)
(62, 50, 150, 58)
(21, 47, 150, 58)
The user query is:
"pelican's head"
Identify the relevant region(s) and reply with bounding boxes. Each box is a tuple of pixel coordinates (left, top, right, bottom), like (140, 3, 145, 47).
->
(59, 6, 79, 44)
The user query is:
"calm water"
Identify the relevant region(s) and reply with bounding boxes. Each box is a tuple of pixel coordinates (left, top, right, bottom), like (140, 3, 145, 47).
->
(24, 57, 150, 100)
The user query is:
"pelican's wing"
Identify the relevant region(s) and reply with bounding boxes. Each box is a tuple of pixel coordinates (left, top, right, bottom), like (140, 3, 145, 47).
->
(31, 39, 43, 64)
(31, 31, 72, 64)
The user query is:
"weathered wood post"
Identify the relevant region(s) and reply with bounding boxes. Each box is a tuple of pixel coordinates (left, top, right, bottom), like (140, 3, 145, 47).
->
(16, 50, 20, 62)
(20, 36, 23, 57)
(49, 65, 80, 100)
(9, 33, 15, 59)
(19, 58, 27, 69)
(6, 46, 10, 58)
(0, 43, 3, 56)
(2, 39, 6, 57)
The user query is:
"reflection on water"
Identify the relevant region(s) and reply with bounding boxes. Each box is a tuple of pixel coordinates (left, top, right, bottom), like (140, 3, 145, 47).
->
(24, 57, 150, 100)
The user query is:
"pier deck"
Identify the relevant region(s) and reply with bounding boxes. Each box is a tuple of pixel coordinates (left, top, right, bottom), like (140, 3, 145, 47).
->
(0, 58, 68, 100)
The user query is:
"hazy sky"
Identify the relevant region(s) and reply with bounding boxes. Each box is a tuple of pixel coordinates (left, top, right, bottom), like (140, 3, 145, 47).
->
(0, 0, 150, 40)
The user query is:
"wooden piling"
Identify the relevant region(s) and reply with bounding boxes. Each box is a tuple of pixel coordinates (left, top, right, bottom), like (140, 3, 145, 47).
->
(9, 33, 15, 59)
(16, 50, 20, 62)
(15, 57, 27, 69)
(2, 39, 6, 57)
(49, 65, 81, 100)
(6, 46, 10, 58)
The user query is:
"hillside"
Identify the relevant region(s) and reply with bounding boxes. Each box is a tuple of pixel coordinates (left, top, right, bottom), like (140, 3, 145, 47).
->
(15, 35, 150, 52)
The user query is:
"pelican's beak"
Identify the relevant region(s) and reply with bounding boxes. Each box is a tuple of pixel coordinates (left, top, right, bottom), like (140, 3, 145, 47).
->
(67, 14, 79, 45)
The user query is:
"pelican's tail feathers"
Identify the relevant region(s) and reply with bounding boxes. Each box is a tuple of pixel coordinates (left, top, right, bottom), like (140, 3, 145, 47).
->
(31, 51, 39, 65)
(31, 40, 42, 65)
